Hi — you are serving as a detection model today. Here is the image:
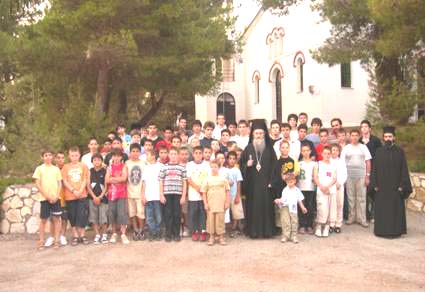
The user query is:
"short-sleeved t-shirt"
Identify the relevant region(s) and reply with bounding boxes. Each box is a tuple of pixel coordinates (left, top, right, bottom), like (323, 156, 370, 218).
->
(126, 159, 146, 199)
(186, 161, 210, 201)
(298, 160, 316, 191)
(62, 162, 89, 201)
(227, 166, 243, 199)
(81, 152, 94, 169)
(142, 162, 162, 201)
(90, 167, 107, 204)
(201, 175, 230, 213)
(32, 164, 62, 201)
(340, 143, 372, 178)
(316, 161, 337, 194)
(279, 186, 304, 214)
(158, 164, 187, 195)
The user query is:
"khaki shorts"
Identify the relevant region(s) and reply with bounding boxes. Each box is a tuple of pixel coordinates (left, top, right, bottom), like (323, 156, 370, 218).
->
(128, 198, 145, 219)
(231, 199, 244, 220)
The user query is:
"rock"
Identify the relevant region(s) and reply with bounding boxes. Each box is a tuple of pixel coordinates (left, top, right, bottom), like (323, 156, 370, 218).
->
(10, 223, 25, 233)
(32, 201, 41, 215)
(414, 188, 425, 202)
(2, 198, 10, 212)
(18, 188, 31, 198)
(31, 187, 39, 194)
(0, 220, 10, 234)
(26, 216, 39, 234)
(410, 189, 416, 199)
(21, 206, 32, 217)
(6, 209, 22, 223)
(2, 187, 15, 200)
(412, 176, 420, 187)
(9, 196, 23, 209)
(407, 199, 423, 212)
(24, 199, 34, 208)
(421, 179, 425, 189)
(31, 193, 42, 201)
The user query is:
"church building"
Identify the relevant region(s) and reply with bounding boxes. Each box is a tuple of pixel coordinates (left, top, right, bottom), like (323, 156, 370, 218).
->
(195, 1, 371, 127)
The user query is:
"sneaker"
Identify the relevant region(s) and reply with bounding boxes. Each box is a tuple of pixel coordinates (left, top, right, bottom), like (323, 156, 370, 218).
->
(329, 227, 334, 233)
(165, 236, 172, 242)
(155, 234, 161, 241)
(132, 231, 139, 241)
(345, 219, 354, 225)
(173, 236, 181, 242)
(44, 237, 54, 247)
(192, 231, 199, 241)
(121, 234, 130, 244)
(360, 222, 369, 228)
(138, 231, 146, 241)
(109, 233, 118, 244)
(101, 233, 108, 244)
(322, 225, 330, 237)
(182, 227, 189, 237)
(315, 227, 322, 238)
(60, 235, 68, 246)
(200, 232, 207, 242)
(281, 237, 288, 243)
(291, 237, 299, 244)
(93, 234, 101, 245)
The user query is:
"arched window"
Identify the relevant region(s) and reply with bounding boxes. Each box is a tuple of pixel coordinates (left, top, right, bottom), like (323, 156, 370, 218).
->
(217, 93, 236, 122)
(266, 27, 285, 60)
(296, 58, 304, 93)
(252, 71, 261, 104)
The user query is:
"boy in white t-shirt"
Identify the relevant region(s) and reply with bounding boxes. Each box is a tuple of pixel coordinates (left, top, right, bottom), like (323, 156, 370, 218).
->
(141, 151, 163, 241)
(297, 144, 317, 234)
(186, 146, 210, 241)
(274, 173, 307, 244)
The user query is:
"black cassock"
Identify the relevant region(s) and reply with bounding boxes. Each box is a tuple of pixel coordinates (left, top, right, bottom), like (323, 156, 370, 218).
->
(370, 144, 412, 238)
(240, 143, 277, 238)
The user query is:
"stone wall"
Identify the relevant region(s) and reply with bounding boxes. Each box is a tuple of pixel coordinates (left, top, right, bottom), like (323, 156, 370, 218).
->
(1, 185, 42, 234)
(407, 173, 425, 213)
(1, 175, 425, 234)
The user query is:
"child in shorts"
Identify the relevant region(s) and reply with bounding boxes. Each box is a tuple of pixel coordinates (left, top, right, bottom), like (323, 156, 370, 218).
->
(33, 149, 63, 250)
(87, 153, 108, 244)
(62, 146, 90, 246)
(275, 173, 307, 244)
(201, 160, 230, 246)
(126, 143, 146, 241)
(106, 149, 130, 244)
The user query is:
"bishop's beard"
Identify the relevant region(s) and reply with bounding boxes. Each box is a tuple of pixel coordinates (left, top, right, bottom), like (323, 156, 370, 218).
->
(253, 138, 266, 154)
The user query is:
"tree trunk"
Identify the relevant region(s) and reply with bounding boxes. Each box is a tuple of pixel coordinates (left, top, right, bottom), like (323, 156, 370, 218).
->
(118, 89, 127, 114)
(95, 63, 110, 114)
(138, 92, 166, 126)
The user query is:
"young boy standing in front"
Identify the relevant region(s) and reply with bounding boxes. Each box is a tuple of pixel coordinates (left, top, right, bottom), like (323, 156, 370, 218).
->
(126, 143, 146, 241)
(313, 146, 337, 237)
(142, 151, 163, 241)
(159, 147, 187, 242)
(62, 146, 89, 246)
(33, 149, 63, 250)
(201, 160, 230, 246)
(227, 151, 244, 237)
(87, 153, 108, 244)
(330, 144, 347, 233)
(275, 173, 307, 243)
(106, 149, 129, 244)
(186, 146, 210, 241)
(297, 145, 317, 234)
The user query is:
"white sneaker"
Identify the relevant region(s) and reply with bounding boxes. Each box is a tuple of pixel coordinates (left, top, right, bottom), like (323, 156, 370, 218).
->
(281, 237, 288, 243)
(60, 235, 68, 246)
(109, 233, 118, 244)
(322, 225, 330, 237)
(315, 227, 322, 238)
(121, 234, 130, 244)
(93, 234, 101, 245)
(182, 227, 189, 237)
(44, 237, 54, 247)
(101, 233, 108, 244)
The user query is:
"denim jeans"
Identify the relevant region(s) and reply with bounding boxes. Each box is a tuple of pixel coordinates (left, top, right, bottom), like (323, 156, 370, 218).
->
(145, 201, 162, 235)
(188, 200, 206, 233)
(164, 194, 181, 238)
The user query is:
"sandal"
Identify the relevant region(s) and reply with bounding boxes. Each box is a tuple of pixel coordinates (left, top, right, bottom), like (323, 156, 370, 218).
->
(219, 237, 227, 246)
(207, 239, 214, 246)
(53, 242, 60, 250)
(37, 241, 45, 251)
(81, 236, 90, 245)
(335, 227, 341, 233)
(71, 237, 79, 246)
(329, 227, 334, 233)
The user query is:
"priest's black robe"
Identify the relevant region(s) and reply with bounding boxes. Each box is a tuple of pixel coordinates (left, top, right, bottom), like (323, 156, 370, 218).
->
(240, 143, 277, 238)
(370, 144, 412, 238)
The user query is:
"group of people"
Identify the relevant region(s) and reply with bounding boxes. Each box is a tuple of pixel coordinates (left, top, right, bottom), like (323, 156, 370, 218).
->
(32, 113, 412, 250)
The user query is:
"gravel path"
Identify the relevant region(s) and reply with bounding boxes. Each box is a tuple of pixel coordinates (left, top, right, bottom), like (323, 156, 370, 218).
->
(1, 211, 424, 292)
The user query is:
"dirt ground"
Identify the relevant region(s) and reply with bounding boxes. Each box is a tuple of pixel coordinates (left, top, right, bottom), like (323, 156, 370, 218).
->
(1, 211, 424, 292)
